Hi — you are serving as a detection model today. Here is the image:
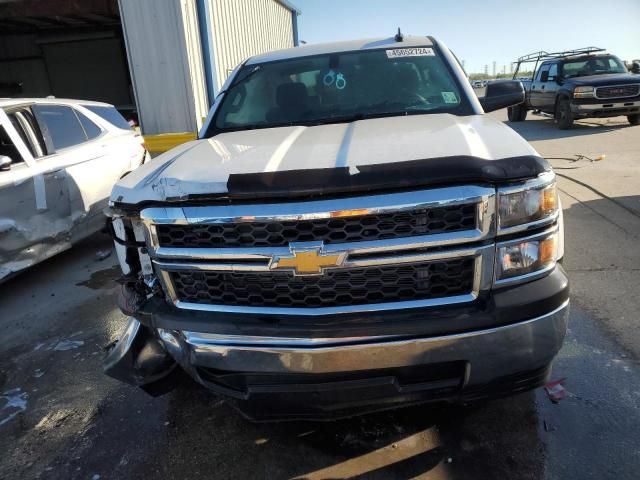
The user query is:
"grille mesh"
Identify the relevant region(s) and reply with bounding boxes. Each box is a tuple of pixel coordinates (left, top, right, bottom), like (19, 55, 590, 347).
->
(170, 258, 475, 308)
(156, 204, 477, 248)
(595, 85, 640, 99)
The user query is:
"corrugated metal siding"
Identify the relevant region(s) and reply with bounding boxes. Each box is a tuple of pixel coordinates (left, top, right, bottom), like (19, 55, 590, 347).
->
(119, 0, 208, 135)
(207, 0, 294, 90)
(180, 0, 209, 126)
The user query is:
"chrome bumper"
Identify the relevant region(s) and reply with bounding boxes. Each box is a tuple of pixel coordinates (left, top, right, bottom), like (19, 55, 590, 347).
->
(157, 300, 569, 388)
(572, 100, 640, 113)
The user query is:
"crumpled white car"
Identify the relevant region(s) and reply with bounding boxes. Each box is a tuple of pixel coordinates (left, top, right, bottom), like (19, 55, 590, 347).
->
(0, 98, 148, 281)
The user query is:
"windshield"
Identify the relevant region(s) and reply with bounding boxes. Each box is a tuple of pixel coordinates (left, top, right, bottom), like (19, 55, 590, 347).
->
(561, 55, 627, 78)
(210, 46, 470, 134)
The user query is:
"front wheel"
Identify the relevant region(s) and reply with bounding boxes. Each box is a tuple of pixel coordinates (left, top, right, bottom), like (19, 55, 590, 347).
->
(555, 99, 574, 130)
(508, 103, 528, 122)
(628, 114, 640, 125)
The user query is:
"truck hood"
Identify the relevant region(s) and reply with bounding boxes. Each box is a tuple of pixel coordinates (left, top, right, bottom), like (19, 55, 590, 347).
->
(569, 73, 640, 86)
(111, 113, 544, 207)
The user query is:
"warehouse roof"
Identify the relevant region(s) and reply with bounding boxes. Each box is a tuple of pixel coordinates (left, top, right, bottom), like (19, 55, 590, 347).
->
(246, 35, 435, 64)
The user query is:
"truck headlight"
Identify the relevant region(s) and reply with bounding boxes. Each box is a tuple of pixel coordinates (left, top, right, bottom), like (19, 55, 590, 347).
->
(498, 177, 558, 231)
(495, 230, 558, 283)
(574, 86, 595, 98)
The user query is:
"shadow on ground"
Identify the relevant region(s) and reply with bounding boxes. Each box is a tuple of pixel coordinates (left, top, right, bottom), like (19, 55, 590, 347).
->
(504, 114, 632, 141)
(112, 383, 545, 480)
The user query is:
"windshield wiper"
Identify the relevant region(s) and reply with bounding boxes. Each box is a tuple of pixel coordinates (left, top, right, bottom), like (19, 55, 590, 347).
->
(305, 107, 441, 126)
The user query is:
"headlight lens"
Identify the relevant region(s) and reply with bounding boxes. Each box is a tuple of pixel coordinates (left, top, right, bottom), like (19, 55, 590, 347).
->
(496, 232, 558, 282)
(574, 86, 595, 98)
(498, 182, 557, 229)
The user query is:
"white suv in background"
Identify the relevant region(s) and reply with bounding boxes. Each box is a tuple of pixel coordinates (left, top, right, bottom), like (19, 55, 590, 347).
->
(0, 98, 148, 281)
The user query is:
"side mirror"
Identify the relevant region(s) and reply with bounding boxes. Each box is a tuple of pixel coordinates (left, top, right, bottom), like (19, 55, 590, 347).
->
(0, 156, 11, 171)
(540, 71, 549, 82)
(480, 80, 525, 113)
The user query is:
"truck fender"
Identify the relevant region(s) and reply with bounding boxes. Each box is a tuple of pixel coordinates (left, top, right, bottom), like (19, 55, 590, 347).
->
(555, 93, 571, 111)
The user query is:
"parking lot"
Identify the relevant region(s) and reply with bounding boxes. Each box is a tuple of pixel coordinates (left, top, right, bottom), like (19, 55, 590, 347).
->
(1, 110, 639, 479)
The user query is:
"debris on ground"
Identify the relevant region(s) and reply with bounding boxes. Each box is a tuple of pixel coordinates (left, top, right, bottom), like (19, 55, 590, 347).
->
(95, 250, 112, 261)
(0, 388, 28, 426)
(53, 339, 85, 351)
(544, 378, 568, 403)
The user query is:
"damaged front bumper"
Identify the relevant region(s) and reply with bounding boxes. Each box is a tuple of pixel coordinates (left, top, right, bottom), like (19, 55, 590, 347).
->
(105, 297, 569, 420)
(103, 318, 180, 396)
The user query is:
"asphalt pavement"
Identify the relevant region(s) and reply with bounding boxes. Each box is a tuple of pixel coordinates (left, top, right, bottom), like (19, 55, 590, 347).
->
(1, 111, 639, 480)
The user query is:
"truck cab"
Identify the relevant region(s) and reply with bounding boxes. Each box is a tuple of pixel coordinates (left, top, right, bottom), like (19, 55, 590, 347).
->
(509, 48, 640, 129)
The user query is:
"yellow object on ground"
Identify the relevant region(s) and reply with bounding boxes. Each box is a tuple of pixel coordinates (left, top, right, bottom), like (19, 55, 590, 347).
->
(143, 132, 197, 154)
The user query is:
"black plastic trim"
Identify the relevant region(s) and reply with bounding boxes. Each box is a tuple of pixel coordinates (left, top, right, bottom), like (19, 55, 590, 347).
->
(224, 155, 548, 200)
(222, 363, 552, 421)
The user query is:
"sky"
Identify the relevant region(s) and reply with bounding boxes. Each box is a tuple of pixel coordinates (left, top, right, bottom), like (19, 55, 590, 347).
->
(294, 0, 640, 74)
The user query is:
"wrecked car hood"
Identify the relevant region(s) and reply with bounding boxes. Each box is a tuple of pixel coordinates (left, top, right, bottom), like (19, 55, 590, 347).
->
(110, 113, 543, 207)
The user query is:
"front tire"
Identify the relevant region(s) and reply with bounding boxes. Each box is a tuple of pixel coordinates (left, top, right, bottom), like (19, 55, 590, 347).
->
(555, 98, 574, 130)
(508, 103, 528, 122)
(628, 114, 640, 125)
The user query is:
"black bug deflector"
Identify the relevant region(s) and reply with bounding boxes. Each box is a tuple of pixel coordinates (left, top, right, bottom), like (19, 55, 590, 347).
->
(224, 155, 549, 201)
(111, 154, 549, 210)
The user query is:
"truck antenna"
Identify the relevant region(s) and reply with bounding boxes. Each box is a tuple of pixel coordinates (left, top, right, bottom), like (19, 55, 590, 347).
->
(395, 28, 403, 42)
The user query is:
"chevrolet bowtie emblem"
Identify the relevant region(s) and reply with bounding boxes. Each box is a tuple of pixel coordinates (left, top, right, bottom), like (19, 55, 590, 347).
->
(270, 243, 346, 276)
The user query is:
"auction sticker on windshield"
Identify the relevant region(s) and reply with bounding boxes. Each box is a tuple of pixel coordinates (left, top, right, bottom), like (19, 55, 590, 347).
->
(441, 92, 458, 103)
(386, 48, 435, 58)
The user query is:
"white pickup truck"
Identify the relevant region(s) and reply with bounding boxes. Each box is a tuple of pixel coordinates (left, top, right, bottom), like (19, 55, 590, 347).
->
(104, 35, 569, 420)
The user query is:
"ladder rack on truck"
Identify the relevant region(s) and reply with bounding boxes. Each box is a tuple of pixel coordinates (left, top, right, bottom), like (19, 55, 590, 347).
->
(512, 47, 605, 79)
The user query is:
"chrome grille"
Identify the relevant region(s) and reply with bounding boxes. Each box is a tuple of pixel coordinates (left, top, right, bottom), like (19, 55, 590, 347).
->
(142, 186, 497, 314)
(169, 258, 475, 308)
(156, 204, 477, 248)
(595, 84, 640, 99)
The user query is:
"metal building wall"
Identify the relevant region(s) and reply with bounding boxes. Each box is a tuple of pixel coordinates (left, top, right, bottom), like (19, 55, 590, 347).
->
(119, 0, 209, 135)
(205, 0, 295, 91)
(0, 34, 50, 97)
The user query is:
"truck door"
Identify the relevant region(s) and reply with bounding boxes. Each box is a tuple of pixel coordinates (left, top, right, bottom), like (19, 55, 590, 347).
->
(529, 63, 551, 109)
(541, 63, 560, 112)
(0, 107, 72, 280)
